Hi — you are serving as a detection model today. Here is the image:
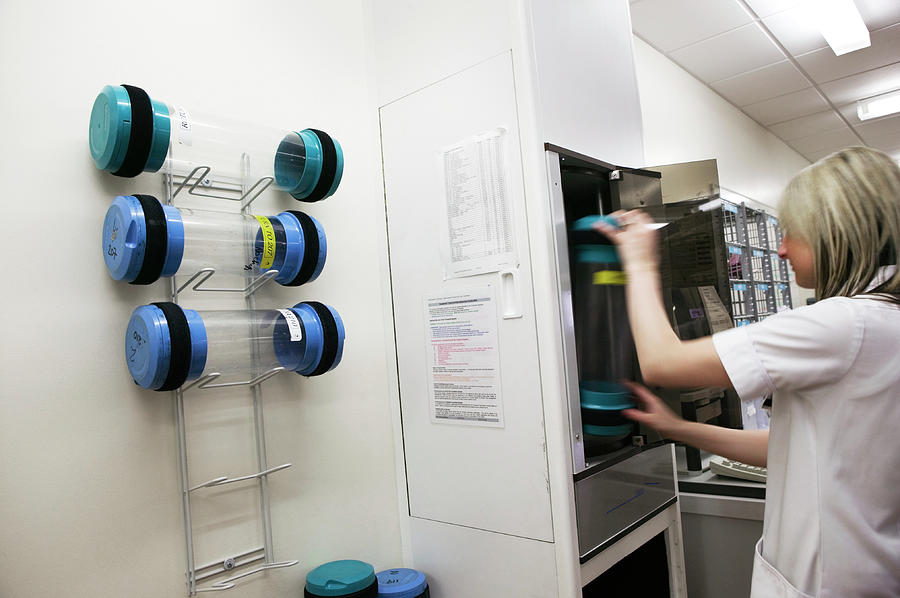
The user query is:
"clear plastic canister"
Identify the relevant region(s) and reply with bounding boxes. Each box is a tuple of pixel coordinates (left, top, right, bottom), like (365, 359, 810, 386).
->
(102, 194, 326, 286)
(571, 216, 636, 440)
(88, 84, 343, 202)
(125, 302, 345, 391)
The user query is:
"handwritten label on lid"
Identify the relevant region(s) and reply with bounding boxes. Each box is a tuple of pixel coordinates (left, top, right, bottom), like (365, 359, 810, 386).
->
(277, 309, 303, 341)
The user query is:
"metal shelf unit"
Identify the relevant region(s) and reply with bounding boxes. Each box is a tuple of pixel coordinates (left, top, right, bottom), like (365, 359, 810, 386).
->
(162, 158, 299, 595)
(663, 198, 794, 327)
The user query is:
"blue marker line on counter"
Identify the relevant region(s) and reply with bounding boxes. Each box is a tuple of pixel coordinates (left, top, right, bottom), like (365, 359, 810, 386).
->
(607, 489, 645, 514)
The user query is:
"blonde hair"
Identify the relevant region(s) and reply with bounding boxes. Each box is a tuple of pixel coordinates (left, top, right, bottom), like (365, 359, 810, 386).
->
(778, 146, 900, 301)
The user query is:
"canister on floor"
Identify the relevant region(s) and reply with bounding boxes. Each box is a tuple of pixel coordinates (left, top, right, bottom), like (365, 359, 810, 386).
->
(376, 568, 429, 598)
(305, 560, 378, 598)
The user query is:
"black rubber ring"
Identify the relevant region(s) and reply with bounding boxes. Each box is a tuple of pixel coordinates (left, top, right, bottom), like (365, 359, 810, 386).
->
(284, 211, 321, 286)
(132, 194, 168, 285)
(151, 302, 193, 391)
(301, 129, 337, 202)
(304, 301, 339, 377)
(113, 84, 154, 178)
(581, 408, 631, 427)
(305, 579, 377, 598)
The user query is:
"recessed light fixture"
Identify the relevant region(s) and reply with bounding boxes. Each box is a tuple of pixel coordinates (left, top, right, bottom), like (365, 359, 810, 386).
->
(807, 0, 871, 56)
(858, 89, 900, 121)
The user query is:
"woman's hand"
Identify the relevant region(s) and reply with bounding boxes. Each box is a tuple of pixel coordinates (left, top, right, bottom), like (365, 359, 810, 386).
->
(592, 210, 660, 272)
(621, 381, 685, 439)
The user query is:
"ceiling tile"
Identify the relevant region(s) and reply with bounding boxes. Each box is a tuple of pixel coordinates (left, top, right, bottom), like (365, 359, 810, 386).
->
(819, 62, 900, 106)
(743, 0, 804, 18)
(788, 127, 862, 154)
(762, 6, 828, 55)
(866, 137, 900, 159)
(799, 147, 840, 162)
(856, 113, 900, 141)
(769, 110, 847, 141)
(712, 60, 810, 106)
(795, 24, 900, 84)
(669, 23, 786, 82)
(856, 0, 900, 31)
(630, 0, 753, 53)
(742, 87, 830, 125)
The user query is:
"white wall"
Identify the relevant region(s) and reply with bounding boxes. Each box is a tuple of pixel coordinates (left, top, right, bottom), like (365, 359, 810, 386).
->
(0, 2, 401, 597)
(633, 36, 815, 304)
(633, 37, 809, 209)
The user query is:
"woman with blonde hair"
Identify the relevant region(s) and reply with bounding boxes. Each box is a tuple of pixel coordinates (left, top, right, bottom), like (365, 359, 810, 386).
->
(596, 146, 900, 598)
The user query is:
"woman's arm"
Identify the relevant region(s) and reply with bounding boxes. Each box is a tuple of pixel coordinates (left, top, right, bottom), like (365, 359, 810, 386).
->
(596, 211, 732, 389)
(624, 382, 769, 467)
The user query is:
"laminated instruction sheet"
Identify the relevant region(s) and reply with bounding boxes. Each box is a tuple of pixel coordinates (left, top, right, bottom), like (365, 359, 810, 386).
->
(424, 287, 504, 427)
(439, 128, 517, 279)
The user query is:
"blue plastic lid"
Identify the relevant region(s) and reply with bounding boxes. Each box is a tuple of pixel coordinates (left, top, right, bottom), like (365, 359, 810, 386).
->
(125, 305, 171, 390)
(376, 568, 428, 598)
(272, 303, 345, 375)
(580, 380, 634, 410)
(308, 213, 328, 281)
(103, 195, 147, 281)
(305, 560, 376, 596)
(161, 204, 185, 276)
(273, 304, 317, 373)
(269, 211, 327, 284)
(102, 196, 184, 282)
(183, 308, 207, 380)
(124, 304, 206, 390)
(88, 85, 170, 173)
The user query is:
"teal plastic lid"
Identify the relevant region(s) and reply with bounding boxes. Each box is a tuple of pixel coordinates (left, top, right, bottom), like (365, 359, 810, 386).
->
(88, 85, 171, 174)
(89, 85, 132, 172)
(575, 244, 620, 264)
(306, 560, 376, 597)
(580, 380, 633, 410)
(573, 214, 619, 231)
(572, 216, 621, 263)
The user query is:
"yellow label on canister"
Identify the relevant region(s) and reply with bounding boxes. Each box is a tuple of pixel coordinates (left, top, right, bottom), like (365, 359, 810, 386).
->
(254, 215, 277, 270)
(593, 270, 627, 285)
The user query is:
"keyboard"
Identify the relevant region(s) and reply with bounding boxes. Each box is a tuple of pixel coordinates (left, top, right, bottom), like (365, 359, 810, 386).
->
(709, 455, 767, 483)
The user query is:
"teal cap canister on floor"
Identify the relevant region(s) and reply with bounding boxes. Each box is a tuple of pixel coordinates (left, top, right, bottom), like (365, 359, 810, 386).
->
(305, 560, 378, 597)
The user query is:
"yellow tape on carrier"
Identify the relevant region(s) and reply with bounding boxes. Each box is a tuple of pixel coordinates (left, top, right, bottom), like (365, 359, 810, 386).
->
(253, 215, 277, 269)
(593, 271, 627, 285)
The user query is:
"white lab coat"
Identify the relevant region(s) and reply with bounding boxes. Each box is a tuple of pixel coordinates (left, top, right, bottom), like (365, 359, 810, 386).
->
(712, 272, 900, 598)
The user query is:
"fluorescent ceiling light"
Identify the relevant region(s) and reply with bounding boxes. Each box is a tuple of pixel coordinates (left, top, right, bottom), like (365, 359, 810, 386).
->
(806, 0, 871, 56)
(857, 89, 900, 121)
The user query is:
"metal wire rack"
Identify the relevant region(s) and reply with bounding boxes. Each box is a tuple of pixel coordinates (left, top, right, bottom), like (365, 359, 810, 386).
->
(163, 154, 299, 595)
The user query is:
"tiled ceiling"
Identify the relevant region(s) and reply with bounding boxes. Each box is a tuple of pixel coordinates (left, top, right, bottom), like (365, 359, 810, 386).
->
(630, 0, 900, 163)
